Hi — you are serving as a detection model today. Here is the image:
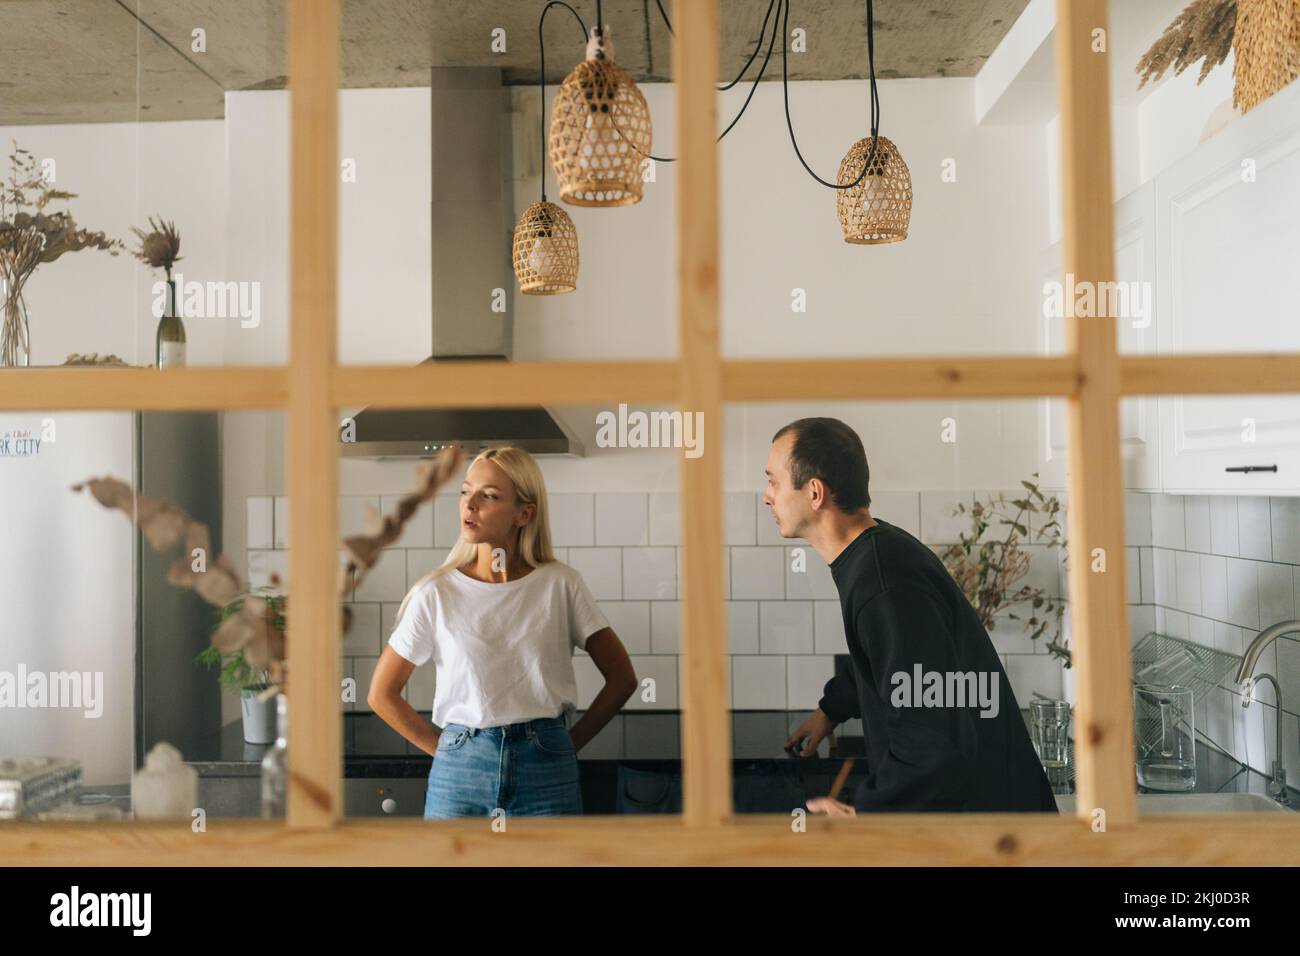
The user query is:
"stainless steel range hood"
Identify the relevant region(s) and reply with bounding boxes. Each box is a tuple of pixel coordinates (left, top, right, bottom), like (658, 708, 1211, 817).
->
(339, 68, 583, 460)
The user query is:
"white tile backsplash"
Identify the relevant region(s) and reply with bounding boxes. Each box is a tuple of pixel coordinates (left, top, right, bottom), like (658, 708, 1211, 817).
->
(1236, 496, 1272, 561)
(783, 545, 838, 599)
(1257, 562, 1295, 626)
(380, 493, 433, 548)
(596, 493, 649, 546)
(1209, 496, 1240, 557)
(432, 495, 461, 548)
(813, 600, 845, 655)
(731, 547, 784, 600)
(650, 601, 680, 654)
(1270, 497, 1300, 564)
(787, 656, 835, 710)
(247, 497, 273, 550)
(549, 493, 595, 547)
(251, 483, 1299, 779)
(353, 548, 409, 603)
(733, 656, 786, 709)
(1150, 494, 1186, 550)
(648, 492, 680, 546)
(725, 492, 757, 545)
(1183, 495, 1211, 552)
(568, 547, 623, 599)
(598, 601, 651, 654)
(622, 547, 676, 600)
(727, 601, 760, 654)
(758, 600, 814, 655)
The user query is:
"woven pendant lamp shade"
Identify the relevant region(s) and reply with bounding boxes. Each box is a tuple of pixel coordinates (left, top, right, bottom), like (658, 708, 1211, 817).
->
(835, 135, 911, 244)
(1232, 0, 1300, 113)
(513, 201, 579, 295)
(549, 28, 652, 207)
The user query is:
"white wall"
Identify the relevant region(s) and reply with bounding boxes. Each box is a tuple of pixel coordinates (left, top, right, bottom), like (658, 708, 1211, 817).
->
(0, 120, 227, 367)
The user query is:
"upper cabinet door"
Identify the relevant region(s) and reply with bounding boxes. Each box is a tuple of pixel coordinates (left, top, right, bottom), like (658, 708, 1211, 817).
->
(1156, 81, 1300, 494)
(1039, 181, 1160, 491)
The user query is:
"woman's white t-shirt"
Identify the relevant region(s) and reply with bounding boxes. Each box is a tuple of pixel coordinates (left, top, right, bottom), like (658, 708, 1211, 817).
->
(387, 560, 610, 729)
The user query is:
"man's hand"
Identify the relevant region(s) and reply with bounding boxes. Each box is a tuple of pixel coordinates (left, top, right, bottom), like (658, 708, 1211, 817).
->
(785, 708, 837, 756)
(806, 796, 857, 816)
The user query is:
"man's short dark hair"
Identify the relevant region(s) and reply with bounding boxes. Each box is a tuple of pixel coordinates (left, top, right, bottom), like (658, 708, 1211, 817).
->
(771, 418, 871, 513)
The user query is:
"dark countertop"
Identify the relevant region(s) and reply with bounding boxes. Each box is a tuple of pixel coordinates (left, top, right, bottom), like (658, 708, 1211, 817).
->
(178, 709, 1294, 808)
(183, 710, 865, 779)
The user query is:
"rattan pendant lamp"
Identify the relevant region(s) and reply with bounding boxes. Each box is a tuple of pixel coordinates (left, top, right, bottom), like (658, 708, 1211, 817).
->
(781, 0, 911, 243)
(549, 0, 652, 206)
(513, 2, 586, 295)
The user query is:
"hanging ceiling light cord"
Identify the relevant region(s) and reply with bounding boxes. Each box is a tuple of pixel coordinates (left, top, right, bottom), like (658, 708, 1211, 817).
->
(781, 0, 879, 190)
(654, 0, 778, 94)
(609, 0, 781, 163)
(538, 1, 590, 203)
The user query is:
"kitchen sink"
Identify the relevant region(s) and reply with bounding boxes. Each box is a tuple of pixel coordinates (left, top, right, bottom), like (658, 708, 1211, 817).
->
(1054, 792, 1289, 814)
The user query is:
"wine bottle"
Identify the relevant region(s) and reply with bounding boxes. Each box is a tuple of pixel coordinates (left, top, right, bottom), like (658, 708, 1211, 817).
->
(155, 278, 187, 369)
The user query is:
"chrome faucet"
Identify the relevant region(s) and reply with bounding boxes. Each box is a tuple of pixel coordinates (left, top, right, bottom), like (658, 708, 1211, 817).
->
(1234, 620, 1300, 806)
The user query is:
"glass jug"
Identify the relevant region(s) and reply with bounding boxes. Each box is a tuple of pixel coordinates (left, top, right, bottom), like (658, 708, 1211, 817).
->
(1134, 683, 1196, 792)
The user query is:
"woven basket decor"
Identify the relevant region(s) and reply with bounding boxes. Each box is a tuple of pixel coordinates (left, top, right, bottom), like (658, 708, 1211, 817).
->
(835, 135, 911, 244)
(513, 201, 579, 295)
(1233, 0, 1300, 112)
(549, 54, 652, 207)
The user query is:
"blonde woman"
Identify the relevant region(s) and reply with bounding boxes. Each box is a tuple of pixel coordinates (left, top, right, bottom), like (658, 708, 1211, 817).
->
(369, 446, 637, 818)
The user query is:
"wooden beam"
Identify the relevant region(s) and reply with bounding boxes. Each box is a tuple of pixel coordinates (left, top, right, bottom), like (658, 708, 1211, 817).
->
(332, 361, 677, 408)
(2, 815, 1297, 866)
(1121, 354, 1300, 395)
(724, 356, 1080, 400)
(675, 0, 731, 828)
(287, 0, 341, 829)
(1055, 0, 1135, 825)
(0, 368, 286, 409)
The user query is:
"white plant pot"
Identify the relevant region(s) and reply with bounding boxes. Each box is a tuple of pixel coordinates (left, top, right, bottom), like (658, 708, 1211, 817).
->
(241, 690, 277, 744)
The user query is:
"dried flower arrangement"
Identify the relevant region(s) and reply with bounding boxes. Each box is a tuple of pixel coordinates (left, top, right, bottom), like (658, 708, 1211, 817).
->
(940, 475, 1071, 665)
(71, 444, 467, 698)
(1137, 0, 1300, 113)
(130, 216, 182, 280)
(0, 141, 124, 366)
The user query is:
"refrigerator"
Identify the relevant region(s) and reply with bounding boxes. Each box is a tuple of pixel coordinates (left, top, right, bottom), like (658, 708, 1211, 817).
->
(0, 405, 222, 787)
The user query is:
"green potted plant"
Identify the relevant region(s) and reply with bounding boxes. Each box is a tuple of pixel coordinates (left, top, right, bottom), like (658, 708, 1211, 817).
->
(940, 474, 1070, 664)
(194, 589, 285, 744)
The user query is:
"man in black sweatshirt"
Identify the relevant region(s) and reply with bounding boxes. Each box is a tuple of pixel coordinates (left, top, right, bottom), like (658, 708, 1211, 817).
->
(769, 417, 1058, 814)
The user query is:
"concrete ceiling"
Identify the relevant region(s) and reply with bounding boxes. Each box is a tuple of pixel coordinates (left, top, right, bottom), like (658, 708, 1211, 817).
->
(0, 0, 1030, 125)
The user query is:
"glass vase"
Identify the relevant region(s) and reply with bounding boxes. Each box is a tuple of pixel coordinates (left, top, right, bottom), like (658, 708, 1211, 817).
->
(260, 693, 288, 818)
(1, 281, 31, 368)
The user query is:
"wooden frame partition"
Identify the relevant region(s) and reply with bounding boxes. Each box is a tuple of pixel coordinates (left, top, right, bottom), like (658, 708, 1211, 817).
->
(3, 0, 1300, 865)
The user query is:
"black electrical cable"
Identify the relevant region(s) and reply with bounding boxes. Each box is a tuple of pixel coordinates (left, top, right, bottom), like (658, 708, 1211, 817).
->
(610, 0, 781, 163)
(718, 0, 776, 92)
(654, 0, 777, 93)
(780, 0, 880, 191)
(537, 1, 590, 202)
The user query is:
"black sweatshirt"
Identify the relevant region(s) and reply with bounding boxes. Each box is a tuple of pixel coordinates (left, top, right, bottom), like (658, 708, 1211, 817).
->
(817, 519, 1059, 813)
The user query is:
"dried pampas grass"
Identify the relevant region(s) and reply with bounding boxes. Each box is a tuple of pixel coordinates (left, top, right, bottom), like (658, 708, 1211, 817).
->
(1137, 0, 1238, 89)
(73, 444, 466, 697)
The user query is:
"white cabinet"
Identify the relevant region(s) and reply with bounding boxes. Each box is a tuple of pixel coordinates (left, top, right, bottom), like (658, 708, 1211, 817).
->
(1039, 182, 1161, 491)
(1040, 79, 1300, 495)
(1156, 79, 1300, 493)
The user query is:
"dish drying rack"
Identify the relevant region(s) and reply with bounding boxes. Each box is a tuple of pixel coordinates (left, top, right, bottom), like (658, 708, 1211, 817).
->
(1130, 631, 1244, 707)
(1036, 632, 1244, 786)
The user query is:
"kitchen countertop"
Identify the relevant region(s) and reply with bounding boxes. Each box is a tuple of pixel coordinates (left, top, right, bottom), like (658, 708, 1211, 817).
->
(168, 710, 1296, 808)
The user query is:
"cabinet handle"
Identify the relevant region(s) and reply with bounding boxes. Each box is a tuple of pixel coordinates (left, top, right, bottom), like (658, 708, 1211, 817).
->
(1224, 465, 1278, 473)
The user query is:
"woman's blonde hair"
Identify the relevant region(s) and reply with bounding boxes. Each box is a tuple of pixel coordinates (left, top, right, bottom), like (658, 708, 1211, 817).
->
(392, 445, 556, 629)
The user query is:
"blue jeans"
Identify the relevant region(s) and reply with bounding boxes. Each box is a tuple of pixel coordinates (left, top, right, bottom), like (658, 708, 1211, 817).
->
(423, 716, 583, 819)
